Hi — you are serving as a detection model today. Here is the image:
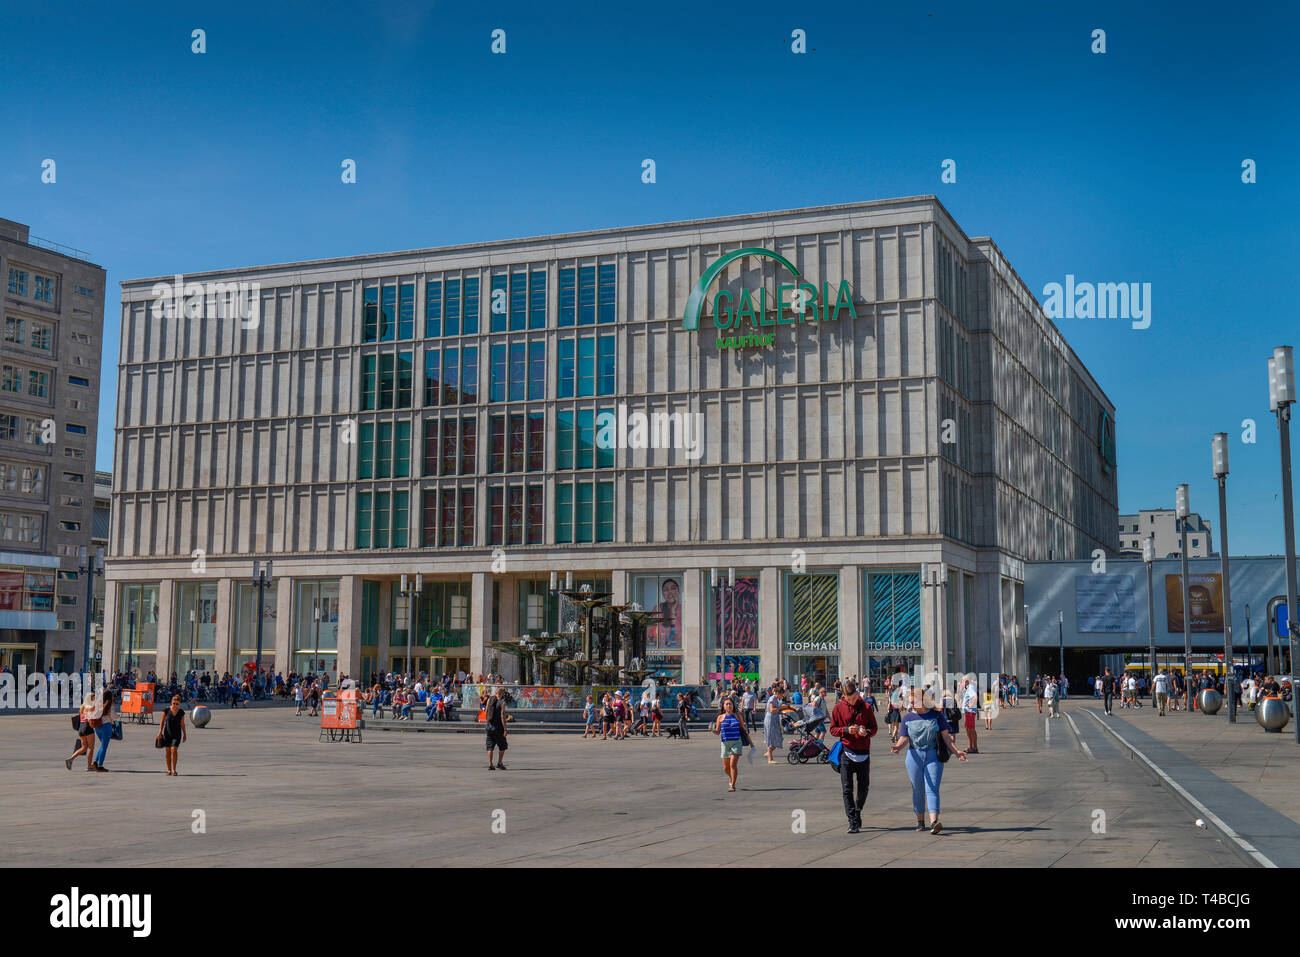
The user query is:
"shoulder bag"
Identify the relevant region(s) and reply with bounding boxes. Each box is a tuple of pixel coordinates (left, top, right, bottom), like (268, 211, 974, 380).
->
(936, 719, 951, 763)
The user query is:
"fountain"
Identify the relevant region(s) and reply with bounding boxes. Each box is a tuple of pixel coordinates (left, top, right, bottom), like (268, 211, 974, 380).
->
(619, 604, 670, 685)
(556, 585, 612, 685)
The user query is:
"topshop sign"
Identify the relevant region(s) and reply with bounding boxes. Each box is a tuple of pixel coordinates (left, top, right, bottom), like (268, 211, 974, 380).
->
(682, 248, 856, 350)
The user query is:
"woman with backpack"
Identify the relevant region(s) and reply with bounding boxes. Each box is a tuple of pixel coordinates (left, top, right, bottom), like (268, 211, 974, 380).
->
(713, 696, 748, 792)
(891, 688, 967, 834)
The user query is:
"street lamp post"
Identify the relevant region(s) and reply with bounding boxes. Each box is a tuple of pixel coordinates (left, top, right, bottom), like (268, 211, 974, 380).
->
(1245, 604, 1253, 674)
(1057, 609, 1064, 682)
(1143, 535, 1156, 689)
(1268, 345, 1299, 742)
(251, 560, 272, 694)
(400, 573, 423, 678)
(1176, 484, 1193, 711)
(78, 546, 103, 681)
(1213, 433, 1236, 722)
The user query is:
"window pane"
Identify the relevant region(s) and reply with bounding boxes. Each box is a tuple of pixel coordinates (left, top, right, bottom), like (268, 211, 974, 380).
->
(488, 487, 505, 546)
(441, 418, 458, 476)
(596, 406, 615, 468)
(558, 339, 575, 398)
(461, 416, 477, 474)
(527, 412, 544, 471)
(558, 267, 576, 327)
(508, 343, 526, 402)
(440, 489, 456, 547)
(529, 270, 546, 329)
(363, 287, 379, 342)
(462, 277, 479, 335)
(577, 409, 594, 469)
(490, 344, 507, 402)
(425, 281, 442, 338)
(461, 347, 478, 402)
(374, 492, 390, 548)
(362, 355, 377, 410)
(527, 485, 544, 543)
(399, 282, 415, 339)
(555, 483, 573, 544)
(356, 492, 372, 548)
(423, 419, 439, 476)
(380, 285, 397, 342)
(442, 347, 459, 404)
(459, 488, 475, 545)
(578, 266, 596, 325)
(510, 272, 527, 332)
(445, 279, 460, 337)
(598, 335, 615, 395)
(528, 341, 545, 400)
(379, 354, 395, 409)
(598, 264, 616, 323)
(376, 422, 393, 478)
(397, 351, 413, 407)
(575, 482, 593, 542)
(596, 481, 614, 542)
(423, 490, 438, 546)
(394, 420, 411, 478)
(490, 274, 507, 333)
(508, 413, 524, 472)
(393, 491, 409, 548)
(358, 424, 374, 479)
(490, 415, 505, 473)
(578, 336, 596, 397)
(557, 410, 574, 469)
(507, 486, 524, 545)
(423, 349, 440, 406)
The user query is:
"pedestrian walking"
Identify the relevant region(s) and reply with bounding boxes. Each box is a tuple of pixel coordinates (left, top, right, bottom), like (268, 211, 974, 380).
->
(1101, 667, 1114, 715)
(91, 689, 115, 772)
(66, 692, 97, 771)
(294, 681, 304, 716)
(1045, 677, 1061, 718)
(675, 693, 691, 739)
(829, 680, 878, 834)
(713, 697, 746, 792)
(891, 688, 967, 834)
(1153, 668, 1170, 715)
(960, 678, 980, 752)
(763, 686, 784, 764)
(157, 695, 188, 776)
(1033, 675, 1045, 714)
(485, 687, 509, 771)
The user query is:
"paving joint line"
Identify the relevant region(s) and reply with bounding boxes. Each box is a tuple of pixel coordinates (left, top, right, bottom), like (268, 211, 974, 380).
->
(1080, 707, 1273, 868)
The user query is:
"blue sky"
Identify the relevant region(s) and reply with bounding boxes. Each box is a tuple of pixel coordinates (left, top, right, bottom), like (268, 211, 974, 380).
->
(2, 0, 1297, 554)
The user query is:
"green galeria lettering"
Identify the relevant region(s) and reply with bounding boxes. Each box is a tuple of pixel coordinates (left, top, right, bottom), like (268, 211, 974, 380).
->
(713, 289, 734, 329)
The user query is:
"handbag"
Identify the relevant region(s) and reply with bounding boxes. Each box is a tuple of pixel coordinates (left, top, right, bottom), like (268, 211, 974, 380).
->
(71, 714, 82, 731)
(111, 721, 123, 741)
(937, 731, 951, 763)
(154, 733, 166, 750)
(827, 740, 844, 771)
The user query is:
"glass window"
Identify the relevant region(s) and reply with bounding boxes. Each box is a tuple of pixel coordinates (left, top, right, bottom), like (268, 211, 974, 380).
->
(394, 420, 411, 478)
(598, 263, 616, 323)
(461, 346, 478, 402)
(508, 413, 525, 472)
(577, 409, 594, 469)
(398, 282, 415, 339)
(439, 489, 456, 547)
(557, 339, 575, 398)
(30, 322, 52, 351)
(575, 482, 594, 542)
(461, 415, 477, 474)
(397, 352, 413, 407)
(440, 417, 458, 476)
(577, 336, 596, 397)
(7, 269, 27, 297)
(490, 274, 508, 333)
(578, 266, 596, 325)
(597, 335, 615, 395)
(489, 415, 506, 472)
(28, 369, 48, 398)
(422, 490, 438, 545)
(378, 354, 395, 409)
(362, 355, 377, 409)
(490, 344, 507, 402)
(441, 347, 459, 404)
(528, 341, 545, 400)
(488, 486, 505, 545)
(374, 491, 390, 548)
(596, 481, 614, 542)
(508, 343, 526, 402)
(555, 483, 573, 544)
(527, 485, 544, 543)
(527, 412, 544, 471)
(358, 423, 375, 479)
(462, 277, 479, 335)
(558, 267, 575, 327)
(356, 492, 372, 548)
(425, 280, 442, 338)
(507, 485, 524, 544)
(510, 272, 527, 332)
(375, 422, 392, 478)
(596, 405, 614, 468)
(422, 419, 439, 476)
(393, 491, 409, 548)
(424, 349, 440, 406)
(459, 488, 475, 545)
(529, 270, 546, 329)
(556, 410, 574, 469)
(3, 317, 23, 343)
(380, 285, 397, 342)
(117, 583, 161, 673)
(34, 275, 54, 303)
(444, 279, 461, 337)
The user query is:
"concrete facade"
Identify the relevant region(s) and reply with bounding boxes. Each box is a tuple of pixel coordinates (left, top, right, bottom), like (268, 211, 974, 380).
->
(0, 218, 106, 672)
(1118, 509, 1214, 558)
(103, 197, 1117, 686)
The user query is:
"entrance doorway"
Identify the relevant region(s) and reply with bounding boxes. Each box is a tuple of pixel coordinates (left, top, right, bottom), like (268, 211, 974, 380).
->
(787, 655, 839, 687)
(868, 655, 922, 695)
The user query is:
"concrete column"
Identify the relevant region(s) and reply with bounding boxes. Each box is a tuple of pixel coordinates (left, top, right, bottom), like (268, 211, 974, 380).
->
(377, 579, 392, 673)
(974, 572, 1002, 675)
(214, 577, 235, 676)
(839, 565, 863, 683)
(101, 578, 119, 674)
(338, 574, 363, 683)
(470, 571, 492, 676)
(155, 579, 176, 679)
(682, 567, 706, 686)
(922, 569, 947, 679)
(496, 575, 518, 642)
(275, 576, 293, 675)
(759, 566, 782, 686)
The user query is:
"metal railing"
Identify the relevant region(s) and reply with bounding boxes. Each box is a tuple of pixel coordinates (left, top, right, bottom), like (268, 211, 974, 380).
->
(25, 234, 91, 262)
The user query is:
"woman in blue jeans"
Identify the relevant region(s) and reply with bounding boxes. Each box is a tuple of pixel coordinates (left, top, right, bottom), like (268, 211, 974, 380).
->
(891, 689, 966, 834)
(92, 690, 115, 772)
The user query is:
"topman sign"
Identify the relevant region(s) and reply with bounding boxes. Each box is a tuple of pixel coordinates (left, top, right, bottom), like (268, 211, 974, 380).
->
(682, 248, 856, 349)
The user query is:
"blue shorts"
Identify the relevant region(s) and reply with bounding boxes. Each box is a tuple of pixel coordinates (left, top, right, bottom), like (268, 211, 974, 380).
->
(720, 740, 744, 758)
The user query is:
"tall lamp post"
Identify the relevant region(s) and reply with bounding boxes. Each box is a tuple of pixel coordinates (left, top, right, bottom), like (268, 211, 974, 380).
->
(1245, 604, 1253, 674)
(1057, 609, 1064, 682)
(78, 545, 103, 681)
(1176, 484, 1193, 711)
(1268, 345, 1299, 742)
(1143, 535, 1156, 688)
(711, 567, 738, 685)
(400, 573, 423, 678)
(1213, 433, 1236, 722)
(251, 560, 272, 693)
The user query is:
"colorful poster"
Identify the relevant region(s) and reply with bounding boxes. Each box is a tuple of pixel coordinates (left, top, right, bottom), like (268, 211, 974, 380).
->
(1164, 573, 1224, 633)
(713, 576, 758, 649)
(0, 571, 23, 611)
(632, 574, 684, 650)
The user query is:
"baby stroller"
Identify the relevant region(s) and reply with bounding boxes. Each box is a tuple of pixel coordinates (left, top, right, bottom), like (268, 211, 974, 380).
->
(786, 716, 830, 765)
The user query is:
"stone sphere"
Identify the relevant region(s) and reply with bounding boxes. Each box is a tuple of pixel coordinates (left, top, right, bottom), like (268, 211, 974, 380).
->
(1256, 697, 1291, 732)
(1197, 689, 1223, 715)
(190, 705, 212, 728)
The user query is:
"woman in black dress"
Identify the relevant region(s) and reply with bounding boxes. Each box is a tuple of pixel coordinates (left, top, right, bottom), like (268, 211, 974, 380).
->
(158, 695, 187, 776)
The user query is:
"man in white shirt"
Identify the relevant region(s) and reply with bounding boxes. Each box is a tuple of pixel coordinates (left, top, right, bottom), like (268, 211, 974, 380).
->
(961, 678, 979, 753)
(1152, 669, 1170, 716)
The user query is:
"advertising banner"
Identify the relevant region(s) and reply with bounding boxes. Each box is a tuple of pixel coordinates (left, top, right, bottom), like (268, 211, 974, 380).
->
(1165, 573, 1224, 633)
(1075, 574, 1137, 632)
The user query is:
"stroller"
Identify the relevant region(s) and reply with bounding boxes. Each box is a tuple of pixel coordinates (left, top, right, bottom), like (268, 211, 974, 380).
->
(786, 716, 830, 765)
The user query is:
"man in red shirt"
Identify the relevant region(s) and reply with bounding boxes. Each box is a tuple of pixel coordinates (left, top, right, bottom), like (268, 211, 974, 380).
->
(830, 679, 879, 834)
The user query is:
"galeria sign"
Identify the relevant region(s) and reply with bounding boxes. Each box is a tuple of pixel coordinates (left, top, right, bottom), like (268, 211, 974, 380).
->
(682, 248, 856, 349)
